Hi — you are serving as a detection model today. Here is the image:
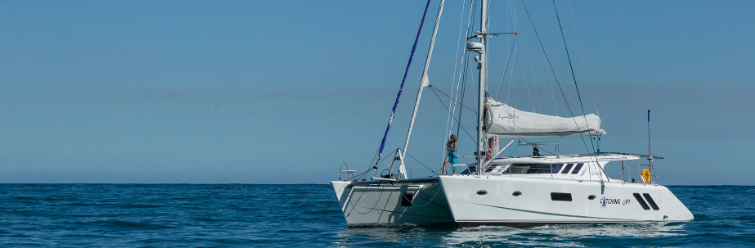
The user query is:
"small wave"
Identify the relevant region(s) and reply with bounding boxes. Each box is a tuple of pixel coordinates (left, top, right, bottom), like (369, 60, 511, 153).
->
(278, 229, 321, 234)
(91, 220, 173, 230)
(123, 204, 165, 208)
(694, 214, 713, 221)
(695, 214, 755, 221)
(12, 196, 37, 200)
(65, 202, 102, 207)
(303, 209, 341, 214)
(195, 217, 218, 222)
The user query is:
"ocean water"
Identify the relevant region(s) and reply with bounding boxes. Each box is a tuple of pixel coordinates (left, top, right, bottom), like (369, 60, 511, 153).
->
(0, 184, 753, 247)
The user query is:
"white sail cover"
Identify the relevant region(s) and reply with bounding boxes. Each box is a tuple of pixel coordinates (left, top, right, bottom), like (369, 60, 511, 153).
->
(485, 98, 605, 139)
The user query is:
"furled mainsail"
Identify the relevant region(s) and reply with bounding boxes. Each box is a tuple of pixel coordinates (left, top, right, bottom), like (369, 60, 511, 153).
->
(485, 98, 605, 139)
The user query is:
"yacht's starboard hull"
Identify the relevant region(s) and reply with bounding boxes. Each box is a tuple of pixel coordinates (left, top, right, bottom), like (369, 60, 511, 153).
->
(439, 175, 693, 227)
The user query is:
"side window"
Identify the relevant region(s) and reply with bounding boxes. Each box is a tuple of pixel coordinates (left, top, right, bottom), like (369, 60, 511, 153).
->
(527, 165, 545, 174)
(561, 164, 574, 174)
(550, 192, 572, 201)
(504, 164, 567, 174)
(571, 163, 584, 174)
(503, 164, 530, 174)
(550, 164, 563, 174)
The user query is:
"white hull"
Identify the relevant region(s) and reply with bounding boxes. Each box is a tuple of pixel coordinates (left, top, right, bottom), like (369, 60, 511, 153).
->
(331, 179, 454, 227)
(439, 175, 693, 226)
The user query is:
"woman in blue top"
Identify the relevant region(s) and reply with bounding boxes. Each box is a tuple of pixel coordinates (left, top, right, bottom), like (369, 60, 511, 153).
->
(441, 134, 458, 175)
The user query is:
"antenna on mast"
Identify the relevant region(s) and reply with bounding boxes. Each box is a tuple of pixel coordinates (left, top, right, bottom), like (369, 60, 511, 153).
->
(647, 110, 653, 181)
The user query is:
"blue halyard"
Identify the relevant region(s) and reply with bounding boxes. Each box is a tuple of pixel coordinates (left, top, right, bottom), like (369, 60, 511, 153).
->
(374, 0, 432, 169)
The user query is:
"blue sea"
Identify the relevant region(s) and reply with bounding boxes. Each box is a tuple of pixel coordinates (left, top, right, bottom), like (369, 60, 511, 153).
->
(0, 184, 753, 247)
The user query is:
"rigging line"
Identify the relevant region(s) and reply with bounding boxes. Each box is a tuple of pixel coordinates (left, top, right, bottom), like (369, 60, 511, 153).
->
(505, 0, 519, 33)
(484, 0, 493, 92)
(429, 86, 477, 142)
(404, 152, 439, 175)
(485, 0, 493, 31)
(503, 0, 538, 113)
(506, 0, 510, 69)
(552, 0, 603, 181)
(454, 48, 471, 145)
(520, 31, 565, 115)
(548, 56, 557, 116)
(430, 85, 478, 114)
(366, 147, 380, 173)
(506, 46, 518, 106)
(444, 0, 475, 163)
(543, 59, 585, 116)
(552, 0, 597, 153)
(519, 0, 594, 157)
(374, 0, 432, 167)
(447, 0, 475, 149)
(567, 0, 599, 117)
(446, 0, 469, 141)
(515, 47, 536, 113)
(494, 38, 519, 99)
(471, 65, 478, 111)
(469, 2, 479, 112)
(356, 149, 398, 180)
(456, 52, 470, 140)
(457, 0, 477, 141)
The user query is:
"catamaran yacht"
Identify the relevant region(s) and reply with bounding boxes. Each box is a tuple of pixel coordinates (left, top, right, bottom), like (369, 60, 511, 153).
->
(331, 0, 693, 227)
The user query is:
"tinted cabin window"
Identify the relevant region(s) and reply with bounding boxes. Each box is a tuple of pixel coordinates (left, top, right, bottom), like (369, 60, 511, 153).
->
(551, 164, 563, 174)
(571, 163, 584, 174)
(401, 193, 413, 206)
(643, 193, 660, 210)
(633, 193, 650, 210)
(561, 164, 574, 174)
(504, 164, 565, 174)
(503, 165, 530, 174)
(551, 192, 572, 201)
(485, 164, 498, 173)
(526, 165, 547, 173)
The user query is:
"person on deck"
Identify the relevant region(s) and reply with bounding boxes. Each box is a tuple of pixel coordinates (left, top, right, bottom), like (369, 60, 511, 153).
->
(533, 146, 541, 156)
(442, 134, 458, 175)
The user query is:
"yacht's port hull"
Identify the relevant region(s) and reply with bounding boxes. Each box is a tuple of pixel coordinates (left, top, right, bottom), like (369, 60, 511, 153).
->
(331, 179, 454, 227)
(439, 175, 694, 227)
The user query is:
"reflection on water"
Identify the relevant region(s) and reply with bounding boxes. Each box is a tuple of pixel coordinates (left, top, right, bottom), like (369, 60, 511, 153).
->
(336, 223, 686, 247)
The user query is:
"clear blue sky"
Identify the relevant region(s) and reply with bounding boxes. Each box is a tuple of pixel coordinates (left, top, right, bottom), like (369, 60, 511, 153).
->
(0, 0, 752, 184)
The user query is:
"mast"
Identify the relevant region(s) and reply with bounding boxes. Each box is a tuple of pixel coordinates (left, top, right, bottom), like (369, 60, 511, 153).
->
(399, 0, 446, 180)
(476, 0, 488, 175)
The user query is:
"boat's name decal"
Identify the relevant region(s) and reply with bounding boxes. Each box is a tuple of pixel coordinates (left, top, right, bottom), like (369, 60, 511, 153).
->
(600, 197, 630, 207)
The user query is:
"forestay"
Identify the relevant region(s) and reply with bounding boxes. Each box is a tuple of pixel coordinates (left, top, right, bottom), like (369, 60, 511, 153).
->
(485, 98, 605, 139)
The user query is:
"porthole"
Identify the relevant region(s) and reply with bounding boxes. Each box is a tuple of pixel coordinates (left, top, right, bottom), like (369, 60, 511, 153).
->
(512, 191, 522, 197)
(476, 190, 488, 196)
(588, 195, 596, 200)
